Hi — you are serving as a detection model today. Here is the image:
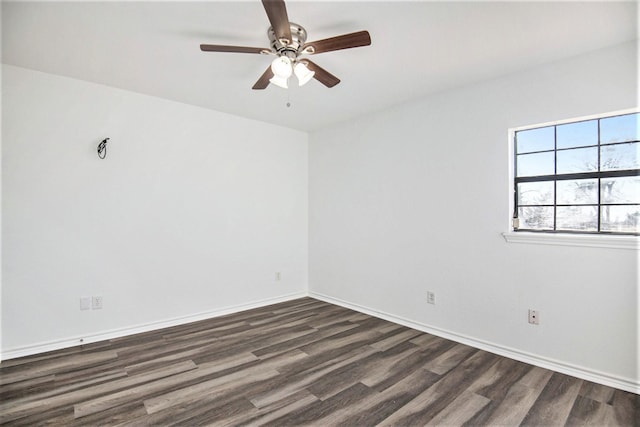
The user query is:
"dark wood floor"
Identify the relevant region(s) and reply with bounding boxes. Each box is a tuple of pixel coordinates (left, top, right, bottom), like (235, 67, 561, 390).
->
(0, 297, 638, 426)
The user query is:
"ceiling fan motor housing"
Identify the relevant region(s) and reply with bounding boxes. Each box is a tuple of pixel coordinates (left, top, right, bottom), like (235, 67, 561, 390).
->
(269, 23, 307, 60)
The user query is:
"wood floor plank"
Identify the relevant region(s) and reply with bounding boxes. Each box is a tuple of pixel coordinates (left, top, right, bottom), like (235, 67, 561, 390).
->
(141, 364, 280, 416)
(249, 345, 379, 409)
(139, 348, 308, 418)
(410, 332, 446, 348)
(3, 405, 77, 426)
(579, 380, 617, 404)
(181, 396, 257, 426)
(370, 327, 423, 351)
(231, 389, 319, 427)
(75, 352, 260, 417)
(609, 388, 640, 426)
(426, 389, 491, 426)
(378, 349, 500, 426)
(116, 393, 253, 426)
(270, 298, 326, 315)
(314, 367, 441, 426)
(307, 341, 421, 400)
(2, 368, 128, 409)
(358, 341, 422, 389)
(263, 382, 378, 426)
(0, 350, 119, 386)
(519, 365, 555, 391)
(376, 382, 443, 426)
(423, 342, 477, 375)
(468, 356, 532, 402)
(0, 341, 113, 369)
(1, 360, 196, 423)
(521, 372, 584, 426)
(305, 306, 365, 329)
(468, 382, 546, 426)
(65, 401, 148, 427)
(251, 321, 359, 360)
(122, 341, 225, 374)
(297, 325, 382, 355)
(566, 394, 614, 426)
(1, 297, 636, 426)
(275, 337, 379, 379)
(0, 374, 56, 401)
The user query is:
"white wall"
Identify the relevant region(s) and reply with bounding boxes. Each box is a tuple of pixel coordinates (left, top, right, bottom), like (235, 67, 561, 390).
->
(309, 41, 639, 390)
(2, 65, 308, 356)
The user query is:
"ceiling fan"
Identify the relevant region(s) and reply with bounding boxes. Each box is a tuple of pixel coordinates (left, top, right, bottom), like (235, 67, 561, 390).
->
(200, 0, 371, 90)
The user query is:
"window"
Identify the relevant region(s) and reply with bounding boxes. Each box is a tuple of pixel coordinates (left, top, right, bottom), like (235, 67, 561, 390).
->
(513, 112, 639, 235)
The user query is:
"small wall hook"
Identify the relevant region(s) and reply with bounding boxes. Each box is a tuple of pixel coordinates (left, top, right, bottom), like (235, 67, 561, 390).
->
(97, 138, 110, 159)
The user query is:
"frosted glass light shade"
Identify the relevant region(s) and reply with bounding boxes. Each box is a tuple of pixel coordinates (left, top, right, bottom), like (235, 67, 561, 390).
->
(271, 56, 293, 78)
(294, 62, 315, 86)
(269, 75, 289, 89)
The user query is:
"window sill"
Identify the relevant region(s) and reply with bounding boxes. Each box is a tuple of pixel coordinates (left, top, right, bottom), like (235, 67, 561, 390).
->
(502, 232, 639, 250)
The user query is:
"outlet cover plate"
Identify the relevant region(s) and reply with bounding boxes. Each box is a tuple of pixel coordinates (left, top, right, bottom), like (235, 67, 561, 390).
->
(427, 292, 436, 305)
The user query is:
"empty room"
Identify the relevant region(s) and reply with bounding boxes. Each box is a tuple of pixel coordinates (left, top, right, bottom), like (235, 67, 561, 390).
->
(1, 0, 638, 425)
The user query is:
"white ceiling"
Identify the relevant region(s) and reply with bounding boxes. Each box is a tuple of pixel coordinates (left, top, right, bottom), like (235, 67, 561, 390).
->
(2, 1, 637, 132)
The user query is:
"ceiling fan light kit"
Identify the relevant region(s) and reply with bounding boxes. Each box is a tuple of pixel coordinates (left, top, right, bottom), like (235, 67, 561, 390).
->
(269, 55, 293, 88)
(271, 56, 293, 77)
(294, 62, 314, 86)
(199, 0, 371, 90)
(269, 72, 290, 89)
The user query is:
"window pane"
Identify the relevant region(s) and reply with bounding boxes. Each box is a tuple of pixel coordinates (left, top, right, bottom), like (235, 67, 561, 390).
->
(601, 176, 640, 204)
(601, 205, 640, 233)
(556, 206, 598, 231)
(557, 179, 598, 205)
(600, 113, 639, 144)
(556, 120, 597, 149)
(518, 181, 554, 205)
(556, 147, 597, 174)
(516, 126, 554, 154)
(600, 142, 639, 171)
(518, 206, 554, 230)
(516, 152, 555, 177)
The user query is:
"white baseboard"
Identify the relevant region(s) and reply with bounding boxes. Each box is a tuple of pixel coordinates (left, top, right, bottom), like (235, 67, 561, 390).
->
(0, 292, 307, 362)
(309, 291, 640, 395)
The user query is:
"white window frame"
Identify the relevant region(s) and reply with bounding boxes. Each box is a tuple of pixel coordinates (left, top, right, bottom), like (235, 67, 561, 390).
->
(503, 109, 640, 250)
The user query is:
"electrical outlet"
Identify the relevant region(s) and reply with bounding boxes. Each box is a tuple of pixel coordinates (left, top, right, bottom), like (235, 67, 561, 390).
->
(427, 291, 436, 305)
(275, 272, 281, 281)
(528, 309, 539, 325)
(80, 296, 91, 311)
(92, 296, 103, 310)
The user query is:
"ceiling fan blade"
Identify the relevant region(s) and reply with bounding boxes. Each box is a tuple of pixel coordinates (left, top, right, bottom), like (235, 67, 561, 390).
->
(303, 60, 340, 88)
(262, 0, 292, 44)
(252, 66, 274, 90)
(303, 30, 371, 55)
(200, 44, 269, 54)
